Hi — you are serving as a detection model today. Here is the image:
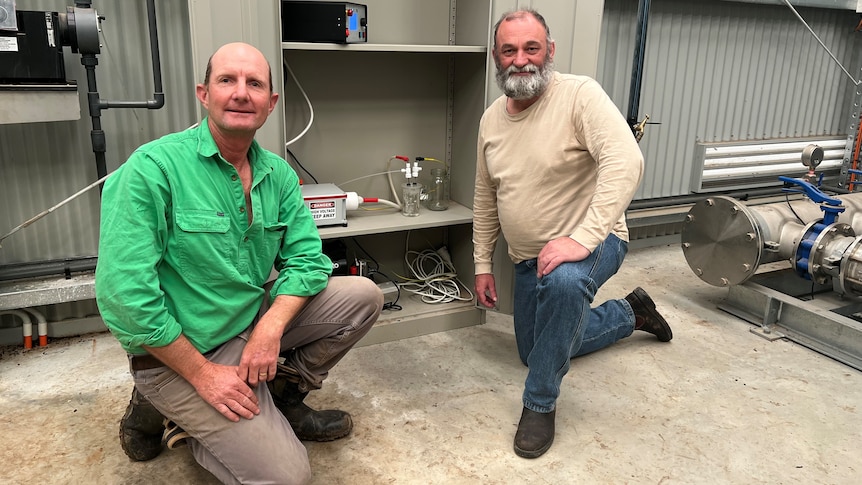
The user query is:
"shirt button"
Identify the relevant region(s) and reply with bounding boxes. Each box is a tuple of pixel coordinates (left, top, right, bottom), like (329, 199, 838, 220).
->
(239, 207, 245, 213)
(231, 175, 238, 181)
(244, 236, 249, 242)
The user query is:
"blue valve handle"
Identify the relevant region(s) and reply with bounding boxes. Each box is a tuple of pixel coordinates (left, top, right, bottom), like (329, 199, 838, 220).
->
(778, 176, 841, 206)
(847, 169, 862, 191)
(779, 176, 845, 279)
(779, 175, 844, 225)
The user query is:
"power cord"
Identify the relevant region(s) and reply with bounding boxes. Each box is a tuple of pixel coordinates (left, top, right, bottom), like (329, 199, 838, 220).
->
(283, 59, 314, 148)
(368, 269, 402, 311)
(398, 244, 474, 304)
(286, 147, 318, 184)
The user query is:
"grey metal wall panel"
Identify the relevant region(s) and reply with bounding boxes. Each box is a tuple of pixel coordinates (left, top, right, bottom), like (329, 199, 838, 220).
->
(598, 0, 862, 200)
(0, 0, 197, 266)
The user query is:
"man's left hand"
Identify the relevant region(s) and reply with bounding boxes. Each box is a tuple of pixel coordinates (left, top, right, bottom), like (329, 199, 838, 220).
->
(239, 323, 282, 387)
(536, 237, 590, 278)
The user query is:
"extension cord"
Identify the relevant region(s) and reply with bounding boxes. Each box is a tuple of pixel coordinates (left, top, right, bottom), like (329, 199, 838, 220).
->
(377, 281, 398, 303)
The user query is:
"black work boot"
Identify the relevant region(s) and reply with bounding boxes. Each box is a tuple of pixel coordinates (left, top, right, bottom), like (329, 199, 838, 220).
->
(119, 387, 165, 461)
(514, 407, 555, 459)
(269, 379, 353, 442)
(625, 287, 673, 342)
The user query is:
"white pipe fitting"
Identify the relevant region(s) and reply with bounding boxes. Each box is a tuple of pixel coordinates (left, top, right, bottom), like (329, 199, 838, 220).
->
(22, 308, 48, 347)
(0, 310, 34, 349)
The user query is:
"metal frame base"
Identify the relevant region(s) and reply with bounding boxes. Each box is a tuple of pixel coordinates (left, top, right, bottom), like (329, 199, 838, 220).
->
(718, 268, 862, 371)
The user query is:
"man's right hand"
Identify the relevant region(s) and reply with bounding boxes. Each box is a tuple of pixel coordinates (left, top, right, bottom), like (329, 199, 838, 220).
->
(145, 336, 261, 422)
(193, 361, 261, 422)
(475, 273, 498, 308)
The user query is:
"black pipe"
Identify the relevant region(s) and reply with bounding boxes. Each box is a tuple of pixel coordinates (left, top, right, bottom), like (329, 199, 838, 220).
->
(626, 0, 651, 128)
(0, 257, 97, 282)
(73, 0, 165, 182)
(627, 184, 853, 212)
(627, 187, 786, 211)
(99, 0, 165, 110)
(81, 53, 109, 182)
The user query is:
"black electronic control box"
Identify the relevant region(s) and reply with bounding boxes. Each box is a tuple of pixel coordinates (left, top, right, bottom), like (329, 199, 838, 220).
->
(0, 10, 66, 84)
(282, 1, 367, 44)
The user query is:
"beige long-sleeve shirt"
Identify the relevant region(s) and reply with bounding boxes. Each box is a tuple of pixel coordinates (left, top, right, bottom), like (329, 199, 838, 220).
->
(473, 72, 644, 274)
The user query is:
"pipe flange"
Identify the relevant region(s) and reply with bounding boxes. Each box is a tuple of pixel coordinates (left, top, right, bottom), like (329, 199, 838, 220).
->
(837, 236, 862, 296)
(681, 196, 762, 287)
(807, 222, 854, 284)
(73, 7, 100, 55)
(60, 6, 100, 54)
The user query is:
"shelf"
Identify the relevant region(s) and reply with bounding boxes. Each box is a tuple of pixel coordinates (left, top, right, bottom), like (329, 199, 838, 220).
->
(0, 273, 95, 311)
(282, 42, 486, 53)
(357, 293, 484, 347)
(316, 201, 473, 239)
(277, 0, 491, 346)
(0, 83, 80, 124)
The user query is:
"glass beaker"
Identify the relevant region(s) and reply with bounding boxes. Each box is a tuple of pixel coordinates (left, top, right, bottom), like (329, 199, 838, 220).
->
(426, 168, 449, 211)
(401, 182, 422, 217)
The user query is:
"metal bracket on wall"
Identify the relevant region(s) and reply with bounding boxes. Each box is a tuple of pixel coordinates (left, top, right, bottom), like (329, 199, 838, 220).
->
(839, 73, 862, 189)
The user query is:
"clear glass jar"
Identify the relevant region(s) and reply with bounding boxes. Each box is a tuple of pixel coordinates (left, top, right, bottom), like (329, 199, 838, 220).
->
(401, 182, 422, 217)
(426, 168, 449, 211)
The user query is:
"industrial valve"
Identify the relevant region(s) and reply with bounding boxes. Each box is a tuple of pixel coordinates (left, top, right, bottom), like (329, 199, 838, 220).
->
(681, 145, 862, 297)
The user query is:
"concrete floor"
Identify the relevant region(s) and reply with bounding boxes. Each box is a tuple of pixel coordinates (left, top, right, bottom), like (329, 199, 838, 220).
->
(1, 243, 861, 484)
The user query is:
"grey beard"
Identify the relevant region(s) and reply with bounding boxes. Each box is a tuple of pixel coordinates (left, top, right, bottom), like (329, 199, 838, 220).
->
(496, 60, 555, 100)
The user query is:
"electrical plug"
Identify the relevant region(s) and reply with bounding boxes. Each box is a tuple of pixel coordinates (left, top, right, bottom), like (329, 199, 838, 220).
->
(436, 246, 453, 266)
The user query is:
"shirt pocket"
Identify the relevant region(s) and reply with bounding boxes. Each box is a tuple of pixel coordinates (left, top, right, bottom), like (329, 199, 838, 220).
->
(176, 210, 232, 279)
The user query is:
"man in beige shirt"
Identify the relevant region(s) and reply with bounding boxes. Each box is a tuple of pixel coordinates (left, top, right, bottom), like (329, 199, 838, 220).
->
(473, 9, 673, 459)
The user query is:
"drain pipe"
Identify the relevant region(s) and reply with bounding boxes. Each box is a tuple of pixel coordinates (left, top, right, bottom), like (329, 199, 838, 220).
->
(22, 308, 48, 347)
(1, 310, 34, 349)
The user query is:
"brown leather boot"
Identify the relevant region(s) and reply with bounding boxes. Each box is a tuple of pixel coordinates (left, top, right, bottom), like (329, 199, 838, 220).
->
(119, 387, 165, 461)
(269, 379, 353, 442)
(513, 407, 555, 459)
(625, 287, 673, 342)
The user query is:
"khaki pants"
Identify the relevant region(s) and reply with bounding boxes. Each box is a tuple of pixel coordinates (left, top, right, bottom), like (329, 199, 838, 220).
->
(130, 276, 382, 485)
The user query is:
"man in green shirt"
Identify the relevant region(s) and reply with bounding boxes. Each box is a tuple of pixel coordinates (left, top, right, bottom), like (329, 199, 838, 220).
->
(95, 42, 382, 484)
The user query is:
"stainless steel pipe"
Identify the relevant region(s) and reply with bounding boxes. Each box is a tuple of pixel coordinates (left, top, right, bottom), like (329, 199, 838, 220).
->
(681, 193, 862, 296)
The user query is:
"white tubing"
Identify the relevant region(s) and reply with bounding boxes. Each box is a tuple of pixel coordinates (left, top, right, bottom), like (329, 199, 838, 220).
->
(374, 198, 401, 210)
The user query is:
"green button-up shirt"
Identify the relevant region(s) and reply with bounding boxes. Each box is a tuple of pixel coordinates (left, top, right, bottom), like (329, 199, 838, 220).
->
(95, 120, 331, 355)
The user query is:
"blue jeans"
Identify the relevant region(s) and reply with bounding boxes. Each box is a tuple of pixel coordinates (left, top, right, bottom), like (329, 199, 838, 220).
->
(513, 234, 635, 413)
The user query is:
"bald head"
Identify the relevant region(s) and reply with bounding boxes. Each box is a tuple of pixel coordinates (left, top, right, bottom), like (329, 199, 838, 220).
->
(204, 42, 273, 93)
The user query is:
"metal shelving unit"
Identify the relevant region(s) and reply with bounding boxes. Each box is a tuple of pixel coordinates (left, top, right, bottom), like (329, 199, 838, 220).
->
(280, 0, 492, 343)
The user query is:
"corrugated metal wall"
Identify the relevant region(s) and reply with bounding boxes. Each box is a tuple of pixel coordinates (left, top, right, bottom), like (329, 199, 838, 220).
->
(0, 0, 196, 266)
(598, 0, 862, 200)
(3, 0, 862, 265)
